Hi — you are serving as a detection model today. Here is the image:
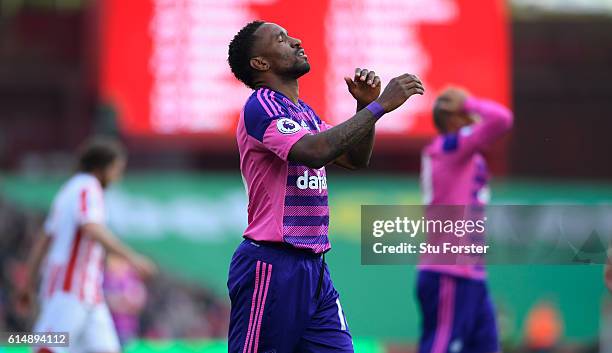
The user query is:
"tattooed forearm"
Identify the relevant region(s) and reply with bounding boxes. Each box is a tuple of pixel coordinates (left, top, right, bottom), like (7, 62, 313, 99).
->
(288, 108, 378, 169)
(343, 102, 376, 168)
(322, 109, 376, 160)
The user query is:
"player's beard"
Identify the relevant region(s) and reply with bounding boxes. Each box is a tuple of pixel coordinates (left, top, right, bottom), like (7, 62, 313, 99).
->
(281, 60, 310, 80)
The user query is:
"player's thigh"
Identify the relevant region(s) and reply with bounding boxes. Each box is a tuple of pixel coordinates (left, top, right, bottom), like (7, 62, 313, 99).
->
(297, 267, 353, 353)
(33, 293, 88, 353)
(464, 288, 499, 353)
(417, 271, 455, 353)
(417, 273, 484, 353)
(80, 303, 121, 353)
(416, 271, 442, 334)
(228, 243, 312, 353)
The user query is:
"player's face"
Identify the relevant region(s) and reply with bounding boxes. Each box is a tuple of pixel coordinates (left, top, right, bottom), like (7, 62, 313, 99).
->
(434, 95, 476, 133)
(450, 113, 477, 131)
(101, 157, 126, 188)
(252, 23, 310, 80)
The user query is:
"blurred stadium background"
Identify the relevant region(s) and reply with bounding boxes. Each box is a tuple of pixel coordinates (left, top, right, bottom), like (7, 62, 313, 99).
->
(1, 0, 612, 352)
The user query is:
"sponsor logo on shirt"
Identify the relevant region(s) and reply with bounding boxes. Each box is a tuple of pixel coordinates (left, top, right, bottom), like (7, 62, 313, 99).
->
(277, 118, 302, 134)
(296, 170, 327, 193)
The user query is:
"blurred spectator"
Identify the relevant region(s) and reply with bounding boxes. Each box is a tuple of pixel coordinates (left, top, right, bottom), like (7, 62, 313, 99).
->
(0, 194, 229, 341)
(0, 195, 40, 331)
(139, 273, 229, 339)
(524, 301, 563, 353)
(104, 254, 148, 346)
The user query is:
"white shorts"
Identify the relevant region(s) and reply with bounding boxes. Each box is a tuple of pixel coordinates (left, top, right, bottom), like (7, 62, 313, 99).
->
(34, 292, 120, 353)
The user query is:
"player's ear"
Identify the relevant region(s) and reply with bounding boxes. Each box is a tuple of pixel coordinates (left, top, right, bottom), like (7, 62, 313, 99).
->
(250, 57, 269, 72)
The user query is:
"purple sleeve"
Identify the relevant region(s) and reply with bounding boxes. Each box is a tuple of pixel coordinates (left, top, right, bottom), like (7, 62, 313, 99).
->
(453, 97, 513, 155)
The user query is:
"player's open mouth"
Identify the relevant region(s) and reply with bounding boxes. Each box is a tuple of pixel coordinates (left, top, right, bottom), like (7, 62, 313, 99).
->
(297, 49, 308, 59)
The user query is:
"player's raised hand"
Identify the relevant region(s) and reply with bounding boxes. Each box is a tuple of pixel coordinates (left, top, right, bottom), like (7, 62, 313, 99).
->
(344, 68, 381, 106)
(375, 74, 425, 113)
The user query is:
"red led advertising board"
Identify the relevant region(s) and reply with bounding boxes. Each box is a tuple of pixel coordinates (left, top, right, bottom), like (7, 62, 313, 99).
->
(99, 0, 509, 141)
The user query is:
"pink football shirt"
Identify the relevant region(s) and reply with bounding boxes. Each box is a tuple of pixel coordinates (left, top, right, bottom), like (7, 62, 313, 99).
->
(419, 97, 513, 279)
(237, 87, 333, 254)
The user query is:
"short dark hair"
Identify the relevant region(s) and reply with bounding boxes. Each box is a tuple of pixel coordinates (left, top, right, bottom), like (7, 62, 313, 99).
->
(77, 137, 125, 172)
(228, 20, 265, 89)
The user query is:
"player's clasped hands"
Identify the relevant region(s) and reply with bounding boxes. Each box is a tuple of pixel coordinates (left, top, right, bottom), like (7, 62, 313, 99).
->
(344, 68, 382, 105)
(375, 74, 425, 113)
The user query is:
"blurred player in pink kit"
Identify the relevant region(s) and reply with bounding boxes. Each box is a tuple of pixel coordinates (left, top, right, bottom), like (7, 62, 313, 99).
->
(418, 88, 513, 353)
(20, 137, 157, 353)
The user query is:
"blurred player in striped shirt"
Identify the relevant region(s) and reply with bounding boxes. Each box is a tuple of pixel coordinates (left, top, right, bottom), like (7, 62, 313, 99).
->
(20, 137, 157, 353)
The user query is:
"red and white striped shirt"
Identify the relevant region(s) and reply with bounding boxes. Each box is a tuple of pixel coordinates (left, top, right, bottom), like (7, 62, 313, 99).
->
(40, 173, 106, 304)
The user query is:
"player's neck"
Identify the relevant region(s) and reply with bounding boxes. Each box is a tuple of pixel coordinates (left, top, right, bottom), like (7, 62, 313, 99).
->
(259, 78, 299, 105)
(89, 170, 107, 189)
